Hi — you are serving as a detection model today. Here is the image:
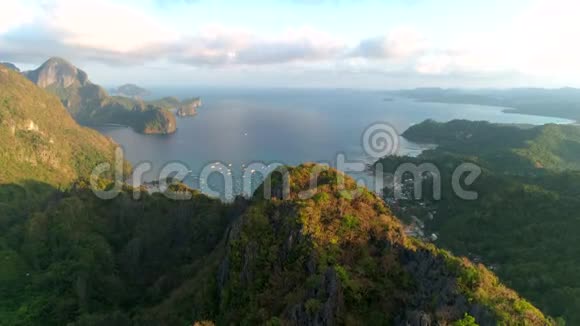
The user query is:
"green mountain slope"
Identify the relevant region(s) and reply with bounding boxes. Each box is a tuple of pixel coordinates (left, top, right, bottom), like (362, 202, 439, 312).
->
(0, 165, 553, 326)
(403, 119, 580, 172)
(0, 62, 20, 72)
(0, 65, 119, 186)
(376, 119, 580, 324)
(25, 58, 176, 135)
(191, 165, 550, 325)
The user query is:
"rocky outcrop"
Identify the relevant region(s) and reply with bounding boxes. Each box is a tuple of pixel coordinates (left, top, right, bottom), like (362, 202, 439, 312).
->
(23, 57, 176, 135)
(25, 57, 89, 88)
(176, 97, 201, 117)
(396, 248, 496, 326)
(24, 57, 106, 118)
(133, 108, 177, 134)
(287, 267, 344, 326)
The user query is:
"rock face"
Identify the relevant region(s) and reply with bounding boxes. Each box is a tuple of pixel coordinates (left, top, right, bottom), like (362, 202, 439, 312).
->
(23, 57, 175, 135)
(176, 97, 202, 117)
(133, 107, 177, 134)
(26, 57, 89, 88)
(395, 248, 496, 326)
(24, 57, 108, 118)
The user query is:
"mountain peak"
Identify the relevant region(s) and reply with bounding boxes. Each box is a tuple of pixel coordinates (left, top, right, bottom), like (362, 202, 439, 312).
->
(26, 57, 89, 88)
(44, 56, 73, 65)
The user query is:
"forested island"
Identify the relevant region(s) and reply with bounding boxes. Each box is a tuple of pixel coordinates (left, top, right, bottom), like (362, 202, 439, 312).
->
(110, 84, 151, 99)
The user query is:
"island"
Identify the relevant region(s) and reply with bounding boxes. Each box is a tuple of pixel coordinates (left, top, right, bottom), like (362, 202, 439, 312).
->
(176, 97, 202, 117)
(110, 83, 151, 98)
(24, 57, 177, 135)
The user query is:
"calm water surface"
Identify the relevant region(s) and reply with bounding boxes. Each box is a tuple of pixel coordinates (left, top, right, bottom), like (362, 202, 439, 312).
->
(95, 88, 571, 196)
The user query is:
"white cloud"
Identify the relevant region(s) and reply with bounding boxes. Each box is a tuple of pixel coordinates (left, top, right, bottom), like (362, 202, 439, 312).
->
(415, 54, 452, 75)
(4, 0, 579, 87)
(140, 25, 346, 66)
(234, 27, 345, 64)
(0, 1, 36, 34)
(507, 0, 580, 77)
(352, 27, 426, 60)
(411, 0, 580, 81)
(170, 25, 252, 65)
(45, 0, 178, 53)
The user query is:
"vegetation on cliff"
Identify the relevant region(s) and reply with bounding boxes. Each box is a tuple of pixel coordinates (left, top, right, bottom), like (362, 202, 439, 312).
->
(177, 97, 202, 117)
(0, 163, 554, 325)
(24, 57, 176, 135)
(110, 84, 151, 99)
(0, 65, 121, 186)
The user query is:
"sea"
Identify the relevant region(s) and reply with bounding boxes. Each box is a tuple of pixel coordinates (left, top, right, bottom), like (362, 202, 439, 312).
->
(94, 88, 572, 199)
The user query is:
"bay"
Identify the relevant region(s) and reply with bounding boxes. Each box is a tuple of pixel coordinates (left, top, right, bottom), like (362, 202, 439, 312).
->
(95, 88, 571, 197)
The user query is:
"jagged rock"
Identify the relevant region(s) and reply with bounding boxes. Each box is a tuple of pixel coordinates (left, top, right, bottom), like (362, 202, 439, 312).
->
(177, 97, 201, 117)
(240, 241, 258, 285)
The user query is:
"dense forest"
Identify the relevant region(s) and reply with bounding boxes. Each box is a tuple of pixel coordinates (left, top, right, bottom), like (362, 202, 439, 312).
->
(375, 119, 580, 325)
(0, 168, 553, 325)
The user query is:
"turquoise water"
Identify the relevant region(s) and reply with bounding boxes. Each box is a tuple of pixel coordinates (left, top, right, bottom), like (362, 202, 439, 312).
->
(95, 88, 571, 197)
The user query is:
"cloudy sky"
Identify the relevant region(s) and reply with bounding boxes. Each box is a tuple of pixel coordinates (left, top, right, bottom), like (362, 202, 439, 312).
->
(1, 0, 578, 88)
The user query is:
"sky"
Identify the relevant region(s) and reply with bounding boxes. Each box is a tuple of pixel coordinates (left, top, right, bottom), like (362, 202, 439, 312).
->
(1, 0, 579, 89)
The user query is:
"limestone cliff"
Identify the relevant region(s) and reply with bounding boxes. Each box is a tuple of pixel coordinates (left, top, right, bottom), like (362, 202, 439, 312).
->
(24, 57, 175, 135)
(177, 97, 202, 117)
